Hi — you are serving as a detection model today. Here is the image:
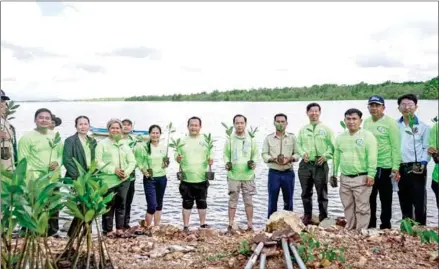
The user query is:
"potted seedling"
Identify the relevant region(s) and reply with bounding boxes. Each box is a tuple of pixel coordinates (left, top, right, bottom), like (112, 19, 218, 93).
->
(275, 122, 285, 164)
(169, 137, 186, 180)
(47, 131, 62, 172)
(405, 113, 423, 174)
(432, 116, 439, 164)
(306, 125, 322, 166)
(163, 122, 176, 167)
(247, 126, 258, 169)
(204, 133, 215, 180)
(143, 142, 154, 178)
(1, 100, 19, 161)
(222, 122, 234, 171)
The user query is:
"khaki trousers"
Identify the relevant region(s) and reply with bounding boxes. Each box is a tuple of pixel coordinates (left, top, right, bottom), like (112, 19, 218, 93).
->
(340, 175, 373, 230)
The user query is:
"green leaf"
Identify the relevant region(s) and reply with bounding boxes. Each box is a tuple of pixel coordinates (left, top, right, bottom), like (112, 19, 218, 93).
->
(340, 120, 346, 129)
(85, 209, 95, 222)
(65, 201, 85, 220)
(37, 212, 49, 234)
(405, 130, 413, 135)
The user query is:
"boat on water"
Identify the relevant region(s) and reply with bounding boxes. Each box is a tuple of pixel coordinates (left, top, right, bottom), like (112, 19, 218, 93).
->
(90, 126, 149, 137)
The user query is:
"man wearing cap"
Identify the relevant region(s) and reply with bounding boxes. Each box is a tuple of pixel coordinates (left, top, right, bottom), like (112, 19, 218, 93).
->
(0, 89, 17, 171)
(363, 95, 401, 229)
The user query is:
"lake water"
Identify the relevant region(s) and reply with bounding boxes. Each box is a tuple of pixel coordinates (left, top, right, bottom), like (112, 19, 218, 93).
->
(11, 100, 439, 230)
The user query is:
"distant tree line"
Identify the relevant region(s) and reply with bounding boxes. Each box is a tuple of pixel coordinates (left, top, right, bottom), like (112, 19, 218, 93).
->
(124, 76, 438, 102)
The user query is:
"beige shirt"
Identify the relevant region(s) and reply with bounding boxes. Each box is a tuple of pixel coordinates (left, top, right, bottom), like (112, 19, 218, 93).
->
(261, 132, 300, 171)
(1, 117, 16, 171)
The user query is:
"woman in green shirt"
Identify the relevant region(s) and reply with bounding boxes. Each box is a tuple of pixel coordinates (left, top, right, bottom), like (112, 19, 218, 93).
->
(63, 115, 97, 237)
(134, 125, 169, 227)
(96, 119, 136, 238)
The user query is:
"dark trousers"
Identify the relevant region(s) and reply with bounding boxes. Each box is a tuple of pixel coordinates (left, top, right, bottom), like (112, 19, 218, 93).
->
(48, 211, 59, 236)
(298, 160, 329, 221)
(124, 179, 136, 228)
(102, 180, 130, 233)
(398, 163, 427, 225)
(368, 168, 393, 229)
(267, 169, 295, 219)
(432, 181, 439, 209)
(144, 176, 168, 214)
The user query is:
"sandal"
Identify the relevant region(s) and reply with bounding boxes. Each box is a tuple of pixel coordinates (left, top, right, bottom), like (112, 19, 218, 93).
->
(104, 232, 117, 239)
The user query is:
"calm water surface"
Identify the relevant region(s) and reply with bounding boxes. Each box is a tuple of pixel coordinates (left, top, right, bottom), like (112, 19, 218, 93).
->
(12, 100, 439, 230)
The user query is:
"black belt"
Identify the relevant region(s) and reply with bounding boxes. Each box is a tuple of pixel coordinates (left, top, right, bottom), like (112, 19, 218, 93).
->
(343, 172, 367, 178)
(269, 168, 292, 173)
(401, 162, 415, 167)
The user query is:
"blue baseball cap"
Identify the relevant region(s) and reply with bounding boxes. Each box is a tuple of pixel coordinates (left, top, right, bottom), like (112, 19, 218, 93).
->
(368, 95, 385, 105)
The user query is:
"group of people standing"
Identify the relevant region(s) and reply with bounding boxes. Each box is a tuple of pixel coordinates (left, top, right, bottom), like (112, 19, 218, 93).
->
(1, 89, 438, 238)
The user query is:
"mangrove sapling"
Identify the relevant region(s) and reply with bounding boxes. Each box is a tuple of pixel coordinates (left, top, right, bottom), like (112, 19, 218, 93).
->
(221, 122, 234, 170)
(1, 100, 19, 162)
(47, 131, 62, 172)
(59, 159, 115, 269)
(404, 113, 423, 174)
(163, 122, 176, 166)
(204, 133, 215, 180)
(169, 138, 185, 180)
(1, 158, 65, 269)
(144, 142, 154, 178)
(247, 126, 258, 169)
(275, 122, 285, 164)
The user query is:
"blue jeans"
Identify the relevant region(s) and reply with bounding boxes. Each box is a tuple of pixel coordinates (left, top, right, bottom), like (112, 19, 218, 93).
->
(143, 176, 168, 215)
(267, 169, 295, 218)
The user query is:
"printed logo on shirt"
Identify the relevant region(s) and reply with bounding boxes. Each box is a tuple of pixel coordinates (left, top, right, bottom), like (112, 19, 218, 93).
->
(319, 129, 327, 136)
(355, 139, 364, 146)
(377, 126, 386, 134)
(199, 141, 206, 147)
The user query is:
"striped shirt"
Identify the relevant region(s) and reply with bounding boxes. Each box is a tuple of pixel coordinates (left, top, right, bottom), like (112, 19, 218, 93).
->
(333, 129, 378, 178)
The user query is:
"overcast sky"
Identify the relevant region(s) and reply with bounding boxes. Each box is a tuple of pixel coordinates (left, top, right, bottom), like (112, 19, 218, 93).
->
(1, 2, 437, 100)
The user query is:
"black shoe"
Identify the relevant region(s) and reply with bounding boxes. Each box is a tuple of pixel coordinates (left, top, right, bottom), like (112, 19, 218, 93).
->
(183, 226, 190, 233)
(200, 224, 210, 229)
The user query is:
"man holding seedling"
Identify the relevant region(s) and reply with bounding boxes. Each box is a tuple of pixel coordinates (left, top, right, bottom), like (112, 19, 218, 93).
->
(0, 90, 17, 171)
(332, 108, 377, 230)
(297, 103, 335, 225)
(428, 118, 438, 209)
(223, 114, 259, 234)
(18, 108, 64, 236)
(363, 95, 401, 229)
(261, 113, 300, 218)
(396, 94, 430, 225)
(175, 116, 214, 232)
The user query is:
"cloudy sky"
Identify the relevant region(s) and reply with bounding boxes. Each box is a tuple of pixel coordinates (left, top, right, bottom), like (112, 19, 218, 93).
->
(1, 2, 437, 101)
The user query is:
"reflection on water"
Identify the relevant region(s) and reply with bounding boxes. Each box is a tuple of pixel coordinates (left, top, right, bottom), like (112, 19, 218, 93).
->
(12, 100, 439, 230)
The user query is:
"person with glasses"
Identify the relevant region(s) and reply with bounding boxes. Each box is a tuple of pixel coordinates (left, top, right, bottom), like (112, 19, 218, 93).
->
(396, 94, 431, 225)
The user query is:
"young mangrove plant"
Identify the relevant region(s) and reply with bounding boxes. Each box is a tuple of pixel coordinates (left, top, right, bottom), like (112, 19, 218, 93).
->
(143, 141, 153, 178)
(221, 122, 234, 171)
(1, 100, 19, 162)
(57, 159, 115, 269)
(1, 158, 65, 269)
(204, 133, 215, 180)
(47, 131, 62, 172)
(247, 126, 258, 169)
(163, 122, 176, 165)
(169, 137, 185, 180)
(295, 232, 345, 267)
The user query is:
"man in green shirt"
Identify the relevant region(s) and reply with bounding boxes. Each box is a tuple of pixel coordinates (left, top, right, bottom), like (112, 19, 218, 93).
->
(175, 116, 214, 232)
(428, 121, 438, 209)
(223, 114, 258, 233)
(18, 108, 64, 236)
(297, 103, 335, 225)
(363, 95, 401, 229)
(332, 108, 377, 230)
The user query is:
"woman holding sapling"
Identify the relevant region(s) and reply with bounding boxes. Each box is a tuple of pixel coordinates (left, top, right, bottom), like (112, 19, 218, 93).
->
(134, 124, 169, 227)
(63, 115, 97, 237)
(95, 118, 136, 238)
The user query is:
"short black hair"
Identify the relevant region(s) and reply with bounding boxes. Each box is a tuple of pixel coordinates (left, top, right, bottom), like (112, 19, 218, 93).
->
(187, 116, 202, 126)
(75, 115, 90, 127)
(233, 114, 247, 123)
(397, 94, 418, 105)
(122, 119, 133, 125)
(344, 108, 363, 118)
(274, 113, 287, 121)
(306, 102, 321, 112)
(34, 108, 52, 119)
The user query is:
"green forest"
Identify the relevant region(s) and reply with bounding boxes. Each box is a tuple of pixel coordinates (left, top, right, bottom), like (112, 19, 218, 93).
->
(90, 77, 439, 102)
